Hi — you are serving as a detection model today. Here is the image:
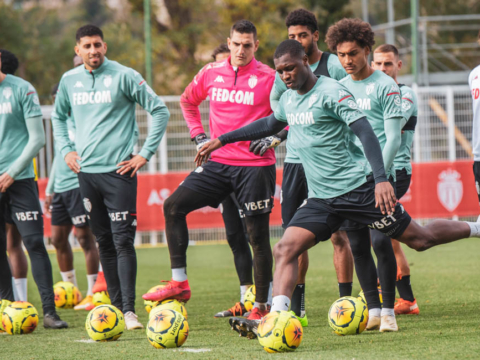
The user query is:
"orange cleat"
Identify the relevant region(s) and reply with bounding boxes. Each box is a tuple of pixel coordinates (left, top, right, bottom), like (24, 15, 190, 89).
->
(91, 272, 107, 293)
(214, 302, 247, 318)
(246, 307, 269, 320)
(142, 279, 191, 303)
(394, 298, 420, 315)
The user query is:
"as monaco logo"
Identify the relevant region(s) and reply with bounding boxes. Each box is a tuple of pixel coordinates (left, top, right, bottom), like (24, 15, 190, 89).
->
(3, 87, 12, 99)
(437, 169, 463, 212)
(366, 82, 375, 95)
(103, 75, 112, 88)
(308, 93, 318, 108)
(248, 75, 258, 89)
(83, 198, 92, 213)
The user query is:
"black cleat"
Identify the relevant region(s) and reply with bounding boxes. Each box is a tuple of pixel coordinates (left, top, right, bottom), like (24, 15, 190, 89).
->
(229, 317, 259, 339)
(43, 313, 68, 329)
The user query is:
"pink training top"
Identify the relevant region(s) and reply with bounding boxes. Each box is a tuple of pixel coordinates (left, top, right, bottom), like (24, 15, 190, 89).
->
(180, 56, 276, 166)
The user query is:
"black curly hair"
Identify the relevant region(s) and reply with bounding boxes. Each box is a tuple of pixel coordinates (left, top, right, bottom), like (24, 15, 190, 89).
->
(325, 18, 375, 52)
(285, 9, 318, 34)
(0, 49, 19, 75)
(211, 43, 229, 61)
(274, 39, 305, 60)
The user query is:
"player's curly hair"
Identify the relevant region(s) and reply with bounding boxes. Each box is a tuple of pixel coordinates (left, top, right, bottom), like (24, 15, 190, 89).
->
(76, 24, 103, 43)
(285, 9, 318, 34)
(325, 18, 375, 52)
(211, 43, 229, 61)
(0, 49, 19, 75)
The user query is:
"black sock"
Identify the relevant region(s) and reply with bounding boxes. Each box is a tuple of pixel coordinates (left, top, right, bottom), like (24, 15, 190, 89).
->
(338, 282, 353, 297)
(396, 275, 415, 302)
(291, 284, 305, 317)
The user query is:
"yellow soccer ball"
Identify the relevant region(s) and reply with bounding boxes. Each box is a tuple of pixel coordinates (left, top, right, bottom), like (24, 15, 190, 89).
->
(149, 299, 187, 320)
(85, 304, 125, 342)
(257, 311, 303, 353)
(358, 288, 383, 305)
(93, 291, 111, 306)
(2, 301, 39, 335)
(146, 309, 189, 349)
(328, 296, 368, 336)
(54, 281, 81, 309)
(144, 285, 166, 313)
(244, 285, 256, 312)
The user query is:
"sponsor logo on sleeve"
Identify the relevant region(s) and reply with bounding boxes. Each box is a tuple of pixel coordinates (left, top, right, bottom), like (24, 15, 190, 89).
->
(394, 95, 401, 106)
(347, 99, 358, 109)
(402, 100, 412, 111)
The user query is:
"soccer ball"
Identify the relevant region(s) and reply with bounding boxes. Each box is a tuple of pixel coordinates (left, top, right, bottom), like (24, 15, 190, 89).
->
(149, 299, 187, 320)
(328, 296, 368, 336)
(146, 309, 189, 349)
(244, 285, 256, 312)
(85, 304, 125, 342)
(93, 291, 111, 306)
(358, 288, 383, 305)
(257, 311, 303, 353)
(144, 285, 166, 313)
(54, 281, 81, 309)
(2, 301, 39, 335)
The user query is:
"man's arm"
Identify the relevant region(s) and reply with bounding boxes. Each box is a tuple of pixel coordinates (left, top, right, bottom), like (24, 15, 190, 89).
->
(195, 114, 287, 166)
(117, 71, 170, 176)
(45, 155, 57, 196)
(382, 119, 402, 174)
(269, 73, 287, 112)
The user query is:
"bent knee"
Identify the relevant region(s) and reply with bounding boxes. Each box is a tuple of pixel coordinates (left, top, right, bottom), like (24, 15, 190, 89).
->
(331, 232, 350, 249)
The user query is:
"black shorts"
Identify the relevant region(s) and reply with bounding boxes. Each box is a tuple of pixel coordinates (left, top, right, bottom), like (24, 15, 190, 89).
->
(395, 169, 412, 200)
(51, 188, 88, 228)
(0, 178, 43, 237)
(78, 171, 137, 239)
(288, 177, 411, 243)
(281, 163, 308, 229)
(473, 162, 480, 204)
(339, 175, 396, 231)
(181, 161, 276, 216)
(220, 193, 247, 235)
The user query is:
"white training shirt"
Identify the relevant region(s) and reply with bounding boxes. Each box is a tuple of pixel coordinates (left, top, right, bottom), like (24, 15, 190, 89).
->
(469, 64, 480, 161)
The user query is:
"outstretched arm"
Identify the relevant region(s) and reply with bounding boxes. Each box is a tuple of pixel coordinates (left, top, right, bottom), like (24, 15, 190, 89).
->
(194, 114, 287, 166)
(349, 117, 396, 215)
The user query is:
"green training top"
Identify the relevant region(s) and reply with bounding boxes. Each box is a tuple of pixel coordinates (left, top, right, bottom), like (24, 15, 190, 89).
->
(0, 74, 43, 180)
(52, 57, 170, 173)
(393, 85, 418, 175)
(52, 115, 80, 193)
(274, 77, 369, 199)
(270, 53, 348, 164)
(340, 70, 404, 178)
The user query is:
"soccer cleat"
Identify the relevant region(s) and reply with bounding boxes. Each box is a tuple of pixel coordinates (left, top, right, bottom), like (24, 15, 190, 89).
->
(394, 298, 420, 315)
(214, 302, 247, 318)
(142, 279, 191, 303)
(43, 313, 68, 329)
(74, 295, 93, 310)
(0, 300, 12, 332)
(289, 311, 308, 328)
(366, 314, 381, 330)
(124, 311, 144, 330)
(379, 314, 398, 332)
(229, 317, 260, 339)
(91, 271, 107, 293)
(85, 302, 95, 311)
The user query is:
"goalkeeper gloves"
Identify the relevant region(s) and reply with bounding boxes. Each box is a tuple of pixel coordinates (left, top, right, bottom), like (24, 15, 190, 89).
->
(249, 135, 282, 156)
(193, 133, 210, 151)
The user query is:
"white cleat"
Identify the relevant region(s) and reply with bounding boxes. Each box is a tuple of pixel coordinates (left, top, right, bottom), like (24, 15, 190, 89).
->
(380, 314, 398, 332)
(366, 314, 381, 330)
(124, 311, 144, 330)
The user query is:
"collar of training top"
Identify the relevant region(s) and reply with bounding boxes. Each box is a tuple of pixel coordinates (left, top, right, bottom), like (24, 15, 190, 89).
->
(83, 57, 110, 75)
(227, 56, 258, 73)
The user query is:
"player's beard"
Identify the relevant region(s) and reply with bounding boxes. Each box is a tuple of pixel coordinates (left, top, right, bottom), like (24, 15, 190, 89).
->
(305, 41, 315, 57)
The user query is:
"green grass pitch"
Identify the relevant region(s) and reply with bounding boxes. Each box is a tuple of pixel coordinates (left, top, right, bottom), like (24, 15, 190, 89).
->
(3, 238, 480, 359)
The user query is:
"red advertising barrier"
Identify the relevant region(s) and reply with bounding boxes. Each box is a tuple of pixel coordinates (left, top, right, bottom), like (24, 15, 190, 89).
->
(37, 160, 479, 237)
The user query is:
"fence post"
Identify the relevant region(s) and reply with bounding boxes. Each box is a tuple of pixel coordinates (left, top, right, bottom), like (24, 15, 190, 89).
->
(412, 84, 421, 162)
(446, 87, 456, 161)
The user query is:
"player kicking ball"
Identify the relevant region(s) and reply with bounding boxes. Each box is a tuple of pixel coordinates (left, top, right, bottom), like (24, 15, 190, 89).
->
(196, 40, 480, 339)
(371, 44, 420, 315)
(0, 50, 68, 329)
(52, 25, 170, 329)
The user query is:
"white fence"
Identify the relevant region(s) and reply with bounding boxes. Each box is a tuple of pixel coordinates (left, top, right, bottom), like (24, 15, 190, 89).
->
(38, 85, 474, 246)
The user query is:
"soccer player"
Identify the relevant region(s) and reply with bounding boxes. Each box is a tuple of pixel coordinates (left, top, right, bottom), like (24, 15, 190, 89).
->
(0, 49, 68, 329)
(51, 25, 170, 329)
(469, 30, 480, 219)
(372, 44, 419, 315)
(143, 20, 276, 321)
(260, 8, 353, 326)
(209, 43, 254, 318)
(197, 39, 480, 339)
(326, 18, 404, 331)
(45, 65, 100, 310)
